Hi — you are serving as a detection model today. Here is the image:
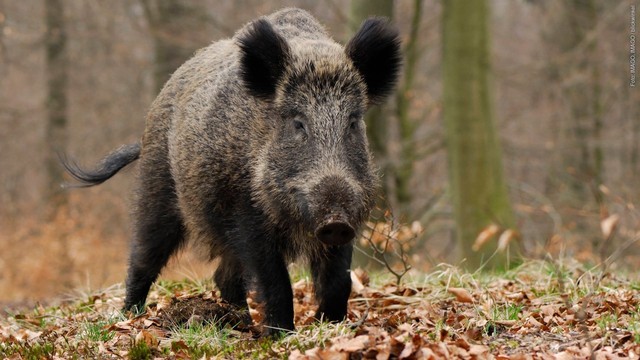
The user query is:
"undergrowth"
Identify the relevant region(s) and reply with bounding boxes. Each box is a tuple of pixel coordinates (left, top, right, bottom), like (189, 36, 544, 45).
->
(2, 260, 640, 359)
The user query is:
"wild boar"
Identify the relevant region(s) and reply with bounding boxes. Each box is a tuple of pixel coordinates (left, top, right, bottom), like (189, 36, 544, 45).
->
(63, 8, 401, 335)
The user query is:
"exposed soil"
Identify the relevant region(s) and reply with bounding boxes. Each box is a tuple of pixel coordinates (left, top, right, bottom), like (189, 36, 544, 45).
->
(158, 295, 253, 332)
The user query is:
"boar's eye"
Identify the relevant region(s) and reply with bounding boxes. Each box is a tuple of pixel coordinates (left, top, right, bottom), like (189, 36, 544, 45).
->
(289, 114, 308, 142)
(348, 112, 362, 131)
(287, 111, 307, 133)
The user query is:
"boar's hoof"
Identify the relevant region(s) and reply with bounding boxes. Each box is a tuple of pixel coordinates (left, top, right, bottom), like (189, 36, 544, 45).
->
(258, 326, 295, 339)
(315, 217, 356, 246)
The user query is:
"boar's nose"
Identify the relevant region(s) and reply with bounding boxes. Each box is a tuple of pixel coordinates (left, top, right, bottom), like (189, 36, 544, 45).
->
(315, 214, 356, 246)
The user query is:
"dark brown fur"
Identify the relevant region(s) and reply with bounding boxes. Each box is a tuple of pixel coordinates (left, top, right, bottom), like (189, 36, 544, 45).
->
(62, 8, 401, 335)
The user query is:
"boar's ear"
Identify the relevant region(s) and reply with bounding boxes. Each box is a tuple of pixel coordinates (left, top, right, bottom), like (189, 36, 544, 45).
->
(346, 18, 402, 105)
(238, 19, 290, 100)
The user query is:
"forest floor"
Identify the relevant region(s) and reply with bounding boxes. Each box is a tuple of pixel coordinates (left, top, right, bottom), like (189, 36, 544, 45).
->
(1, 260, 640, 359)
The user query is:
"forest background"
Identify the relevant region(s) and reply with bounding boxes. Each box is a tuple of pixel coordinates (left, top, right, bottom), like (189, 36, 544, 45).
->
(0, 0, 638, 306)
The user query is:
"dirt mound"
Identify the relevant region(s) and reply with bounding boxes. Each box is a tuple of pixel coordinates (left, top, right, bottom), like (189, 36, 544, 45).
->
(158, 295, 252, 331)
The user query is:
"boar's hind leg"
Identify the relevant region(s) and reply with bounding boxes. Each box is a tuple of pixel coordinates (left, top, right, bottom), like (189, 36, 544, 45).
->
(214, 253, 247, 308)
(214, 253, 252, 327)
(311, 245, 353, 322)
(124, 167, 185, 313)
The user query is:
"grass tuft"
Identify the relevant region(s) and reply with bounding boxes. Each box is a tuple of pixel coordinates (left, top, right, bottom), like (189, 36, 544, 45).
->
(128, 340, 152, 360)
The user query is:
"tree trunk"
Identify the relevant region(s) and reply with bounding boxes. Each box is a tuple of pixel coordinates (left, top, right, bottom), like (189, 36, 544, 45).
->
(545, 0, 603, 199)
(443, 0, 517, 269)
(395, 0, 423, 212)
(45, 0, 68, 217)
(142, 0, 200, 95)
(349, 0, 393, 202)
(349, 0, 394, 269)
(45, 0, 73, 287)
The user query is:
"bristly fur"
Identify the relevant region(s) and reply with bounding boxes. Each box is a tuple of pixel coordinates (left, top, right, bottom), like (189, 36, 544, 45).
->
(238, 19, 291, 99)
(345, 17, 402, 104)
(60, 143, 140, 188)
(61, 8, 402, 336)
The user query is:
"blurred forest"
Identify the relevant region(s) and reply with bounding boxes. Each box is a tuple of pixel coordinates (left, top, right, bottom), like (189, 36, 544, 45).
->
(0, 0, 638, 304)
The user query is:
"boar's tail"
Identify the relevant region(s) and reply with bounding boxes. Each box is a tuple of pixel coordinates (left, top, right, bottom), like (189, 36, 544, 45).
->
(60, 142, 141, 188)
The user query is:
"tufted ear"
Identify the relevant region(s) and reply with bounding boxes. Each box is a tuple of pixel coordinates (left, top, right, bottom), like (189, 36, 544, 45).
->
(345, 18, 402, 105)
(238, 19, 290, 99)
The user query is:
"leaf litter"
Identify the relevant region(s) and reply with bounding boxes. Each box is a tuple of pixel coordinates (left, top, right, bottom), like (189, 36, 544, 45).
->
(2, 261, 640, 359)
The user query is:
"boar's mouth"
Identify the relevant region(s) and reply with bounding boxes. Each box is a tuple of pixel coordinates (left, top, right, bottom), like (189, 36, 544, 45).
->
(314, 213, 356, 246)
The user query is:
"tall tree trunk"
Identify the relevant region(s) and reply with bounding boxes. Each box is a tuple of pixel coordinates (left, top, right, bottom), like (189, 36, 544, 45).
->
(545, 0, 603, 199)
(45, 0, 73, 287)
(395, 0, 423, 212)
(443, 0, 517, 269)
(45, 0, 68, 217)
(349, 0, 394, 269)
(142, 0, 199, 95)
(566, 0, 601, 194)
(585, 1, 603, 187)
(349, 0, 393, 203)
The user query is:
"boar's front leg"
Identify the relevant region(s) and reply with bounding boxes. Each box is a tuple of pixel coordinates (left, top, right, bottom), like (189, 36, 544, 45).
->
(311, 244, 353, 322)
(255, 256, 294, 336)
(243, 232, 295, 336)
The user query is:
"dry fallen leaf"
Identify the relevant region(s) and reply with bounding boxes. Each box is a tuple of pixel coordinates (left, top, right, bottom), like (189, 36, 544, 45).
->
(468, 344, 489, 356)
(299, 347, 348, 360)
(598, 184, 610, 195)
(497, 229, 516, 252)
(448, 287, 473, 303)
(473, 224, 500, 251)
(526, 317, 544, 328)
(331, 335, 370, 352)
(288, 349, 305, 360)
(600, 214, 619, 239)
(135, 329, 157, 347)
(540, 304, 558, 317)
(351, 270, 366, 293)
(113, 320, 133, 331)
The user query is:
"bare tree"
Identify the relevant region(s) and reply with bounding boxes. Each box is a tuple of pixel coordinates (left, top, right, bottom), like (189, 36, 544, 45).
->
(394, 0, 423, 212)
(443, 0, 517, 269)
(141, 0, 211, 94)
(44, 0, 74, 288)
(45, 0, 68, 216)
(544, 0, 604, 196)
(349, 0, 394, 200)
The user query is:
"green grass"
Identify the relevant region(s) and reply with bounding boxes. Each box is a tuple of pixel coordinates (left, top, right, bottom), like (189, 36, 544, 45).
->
(129, 341, 153, 360)
(3, 259, 640, 358)
(170, 319, 237, 357)
(491, 303, 523, 322)
(155, 277, 213, 297)
(166, 316, 354, 359)
(0, 342, 55, 360)
(596, 313, 618, 332)
(78, 319, 117, 342)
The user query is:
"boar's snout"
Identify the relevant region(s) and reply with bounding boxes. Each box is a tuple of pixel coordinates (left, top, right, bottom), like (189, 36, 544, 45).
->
(310, 175, 362, 246)
(315, 213, 356, 246)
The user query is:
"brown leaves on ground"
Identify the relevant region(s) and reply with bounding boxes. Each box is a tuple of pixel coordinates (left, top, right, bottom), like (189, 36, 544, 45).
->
(2, 261, 640, 359)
